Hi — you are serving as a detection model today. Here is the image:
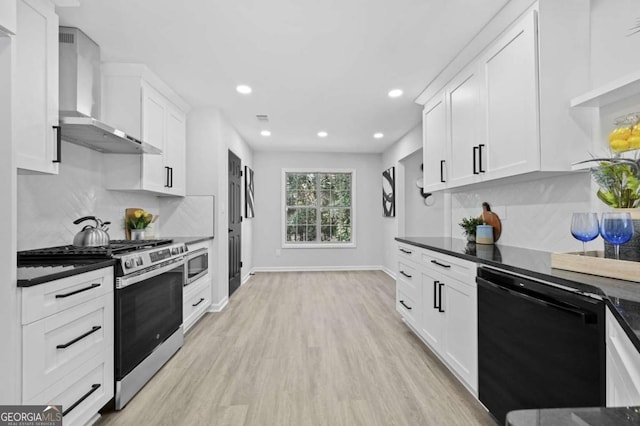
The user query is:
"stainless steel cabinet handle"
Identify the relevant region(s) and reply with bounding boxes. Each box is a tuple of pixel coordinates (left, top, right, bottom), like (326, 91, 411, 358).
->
(440, 160, 446, 183)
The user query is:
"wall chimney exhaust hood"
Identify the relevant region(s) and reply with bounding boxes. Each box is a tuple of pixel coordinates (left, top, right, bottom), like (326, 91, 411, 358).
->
(59, 27, 160, 155)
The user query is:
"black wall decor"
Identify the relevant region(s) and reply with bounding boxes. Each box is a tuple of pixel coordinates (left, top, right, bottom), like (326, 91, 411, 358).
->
(245, 166, 255, 218)
(382, 166, 395, 217)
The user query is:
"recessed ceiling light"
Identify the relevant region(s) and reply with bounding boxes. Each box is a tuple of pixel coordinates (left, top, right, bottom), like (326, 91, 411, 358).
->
(373, 132, 384, 139)
(388, 89, 403, 98)
(317, 131, 328, 138)
(236, 84, 252, 94)
(260, 130, 271, 137)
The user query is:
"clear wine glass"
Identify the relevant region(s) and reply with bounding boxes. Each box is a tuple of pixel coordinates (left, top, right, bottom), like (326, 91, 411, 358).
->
(570, 213, 600, 255)
(600, 212, 634, 260)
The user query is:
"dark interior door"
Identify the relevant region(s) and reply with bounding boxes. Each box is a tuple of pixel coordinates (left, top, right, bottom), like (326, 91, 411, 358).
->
(228, 150, 242, 297)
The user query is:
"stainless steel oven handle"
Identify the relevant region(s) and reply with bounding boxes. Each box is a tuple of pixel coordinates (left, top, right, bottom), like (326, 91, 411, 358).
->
(187, 248, 208, 258)
(117, 258, 185, 289)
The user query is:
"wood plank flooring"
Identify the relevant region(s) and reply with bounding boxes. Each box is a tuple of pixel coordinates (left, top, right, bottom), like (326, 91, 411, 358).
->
(98, 271, 496, 426)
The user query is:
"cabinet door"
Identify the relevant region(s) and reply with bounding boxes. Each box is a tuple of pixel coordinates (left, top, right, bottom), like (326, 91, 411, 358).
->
(483, 10, 539, 180)
(15, 0, 58, 174)
(164, 104, 186, 196)
(441, 277, 478, 393)
(420, 269, 444, 352)
(140, 82, 166, 192)
(0, 0, 16, 34)
(423, 94, 448, 192)
(448, 63, 485, 187)
(606, 309, 640, 406)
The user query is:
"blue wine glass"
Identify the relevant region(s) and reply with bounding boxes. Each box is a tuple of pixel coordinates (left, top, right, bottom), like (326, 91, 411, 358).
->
(600, 212, 634, 260)
(571, 213, 600, 255)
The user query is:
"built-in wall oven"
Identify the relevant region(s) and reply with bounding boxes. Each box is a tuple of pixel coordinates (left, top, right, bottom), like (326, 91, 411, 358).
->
(184, 247, 208, 286)
(113, 241, 187, 410)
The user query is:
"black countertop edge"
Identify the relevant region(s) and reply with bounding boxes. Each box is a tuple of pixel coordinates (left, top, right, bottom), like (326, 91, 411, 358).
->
(395, 236, 640, 354)
(167, 236, 214, 245)
(17, 259, 116, 287)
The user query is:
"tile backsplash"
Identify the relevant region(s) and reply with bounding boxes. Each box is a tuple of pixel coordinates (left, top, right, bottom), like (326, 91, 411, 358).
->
(451, 172, 605, 253)
(17, 142, 159, 250)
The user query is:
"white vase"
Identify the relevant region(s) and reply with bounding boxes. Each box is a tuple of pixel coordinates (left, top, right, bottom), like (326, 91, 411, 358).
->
(130, 229, 145, 240)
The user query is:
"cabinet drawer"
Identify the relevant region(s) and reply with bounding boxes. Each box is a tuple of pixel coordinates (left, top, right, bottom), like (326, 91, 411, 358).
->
(184, 278, 211, 332)
(397, 243, 420, 263)
(397, 287, 419, 328)
(422, 250, 476, 283)
(22, 293, 113, 401)
(26, 354, 114, 426)
(397, 261, 419, 299)
(22, 267, 113, 324)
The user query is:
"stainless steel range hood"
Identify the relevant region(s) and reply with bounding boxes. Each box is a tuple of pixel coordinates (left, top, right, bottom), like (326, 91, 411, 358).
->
(59, 27, 160, 155)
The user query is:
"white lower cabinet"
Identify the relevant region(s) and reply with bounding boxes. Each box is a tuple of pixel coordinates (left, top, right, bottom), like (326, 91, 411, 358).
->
(21, 267, 114, 426)
(606, 307, 640, 406)
(183, 276, 211, 333)
(396, 243, 478, 394)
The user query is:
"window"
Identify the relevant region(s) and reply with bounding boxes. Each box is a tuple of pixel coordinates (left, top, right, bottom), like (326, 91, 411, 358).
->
(283, 169, 355, 247)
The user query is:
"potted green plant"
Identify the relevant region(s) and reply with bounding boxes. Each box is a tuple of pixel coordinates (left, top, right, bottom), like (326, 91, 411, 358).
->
(459, 216, 485, 242)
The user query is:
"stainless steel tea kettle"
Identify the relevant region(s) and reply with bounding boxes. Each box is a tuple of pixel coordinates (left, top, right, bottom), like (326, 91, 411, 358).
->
(73, 216, 111, 247)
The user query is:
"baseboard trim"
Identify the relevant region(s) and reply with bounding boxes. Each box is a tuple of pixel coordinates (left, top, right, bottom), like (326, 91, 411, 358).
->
(208, 296, 228, 313)
(380, 266, 395, 279)
(241, 272, 252, 285)
(251, 265, 388, 273)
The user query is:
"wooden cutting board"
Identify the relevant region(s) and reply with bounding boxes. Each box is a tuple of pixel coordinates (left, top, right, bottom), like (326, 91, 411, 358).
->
(480, 202, 502, 242)
(124, 208, 142, 240)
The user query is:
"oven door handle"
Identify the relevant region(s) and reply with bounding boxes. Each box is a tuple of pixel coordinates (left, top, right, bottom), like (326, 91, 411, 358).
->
(117, 258, 185, 289)
(187, 248, 208, 259)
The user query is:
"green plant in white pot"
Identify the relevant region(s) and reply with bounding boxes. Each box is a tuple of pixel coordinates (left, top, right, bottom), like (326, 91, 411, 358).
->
(459, 216, 484, 242)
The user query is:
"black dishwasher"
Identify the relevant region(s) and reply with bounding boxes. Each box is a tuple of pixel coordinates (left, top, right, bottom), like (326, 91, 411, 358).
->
(477, 267, 605, 425)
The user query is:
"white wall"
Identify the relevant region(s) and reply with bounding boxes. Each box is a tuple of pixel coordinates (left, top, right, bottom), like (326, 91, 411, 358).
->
(17, 142, 160, 250)
(186, 108, 253, 308)
(252, 151, 383, 270)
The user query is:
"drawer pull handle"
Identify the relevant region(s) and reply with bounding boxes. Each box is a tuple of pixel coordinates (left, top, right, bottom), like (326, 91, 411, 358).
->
(192, 298, 205, 307)
(57, 326, 102, 349)
(438, 282, 445, 313)
(399, 248, 412, 254)
(433, 280, 439, 309)
(55, 283, 100, 299)
(399, 300, 412, 310)
(430, 260, 451, 269)
(400, 270, 412, 279)
(63, 384, 101, 416)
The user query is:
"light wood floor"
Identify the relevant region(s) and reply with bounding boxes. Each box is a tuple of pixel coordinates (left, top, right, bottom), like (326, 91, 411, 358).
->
(98, 271, 496, 426)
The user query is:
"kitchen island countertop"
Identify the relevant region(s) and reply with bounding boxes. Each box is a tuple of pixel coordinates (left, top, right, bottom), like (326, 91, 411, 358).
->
(396, 236, 640, 352)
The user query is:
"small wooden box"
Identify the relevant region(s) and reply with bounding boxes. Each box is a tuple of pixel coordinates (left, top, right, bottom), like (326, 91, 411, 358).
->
(551, 250, 640, 283)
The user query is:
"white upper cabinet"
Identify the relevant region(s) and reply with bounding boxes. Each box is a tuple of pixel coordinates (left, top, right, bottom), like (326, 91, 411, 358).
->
(482, 10, 539, 181)
(423, 93, 448, 192)
(102, 64, 188, 196)
(0, 0, 16, 35)
(15, 0, 59, 174)
(448, 63, 485, 187)
(418, 1, 590, 190)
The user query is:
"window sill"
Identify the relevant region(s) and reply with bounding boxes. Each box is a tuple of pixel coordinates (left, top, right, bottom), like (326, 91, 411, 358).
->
(282, 243, 356, 249)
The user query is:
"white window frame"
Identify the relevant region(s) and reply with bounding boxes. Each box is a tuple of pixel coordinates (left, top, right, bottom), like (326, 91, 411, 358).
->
(281, 168, 356, 249)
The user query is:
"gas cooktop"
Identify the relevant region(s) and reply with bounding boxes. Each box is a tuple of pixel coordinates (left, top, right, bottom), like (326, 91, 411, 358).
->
(18, 239, 173, 263)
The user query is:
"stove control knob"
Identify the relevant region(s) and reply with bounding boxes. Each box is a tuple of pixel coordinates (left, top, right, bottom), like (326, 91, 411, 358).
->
(124, 259, 134, 269)
(136, 257, 143, 266)
(171, 247, 178, 255)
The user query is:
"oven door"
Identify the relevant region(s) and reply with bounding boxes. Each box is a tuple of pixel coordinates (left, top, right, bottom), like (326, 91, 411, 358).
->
(185, 248, 208, 286)
(115, 258, 184, 380)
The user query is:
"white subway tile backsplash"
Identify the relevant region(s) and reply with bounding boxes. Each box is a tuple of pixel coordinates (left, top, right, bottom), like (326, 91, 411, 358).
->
(17, 142, 159, 250)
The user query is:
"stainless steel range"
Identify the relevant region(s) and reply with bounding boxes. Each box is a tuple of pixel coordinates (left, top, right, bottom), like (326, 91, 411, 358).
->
(18, 239, 188, 410)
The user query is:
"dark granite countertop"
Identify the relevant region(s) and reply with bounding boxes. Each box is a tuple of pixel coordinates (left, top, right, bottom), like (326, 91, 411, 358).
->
(506, 406, 640, 425)
(167, 236, 214, 245)
(17, 259, 116, 287)
(395, 236, 640, 352)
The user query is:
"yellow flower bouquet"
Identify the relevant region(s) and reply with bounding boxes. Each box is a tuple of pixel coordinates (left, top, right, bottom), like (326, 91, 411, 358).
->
(127, 209, 153, 230)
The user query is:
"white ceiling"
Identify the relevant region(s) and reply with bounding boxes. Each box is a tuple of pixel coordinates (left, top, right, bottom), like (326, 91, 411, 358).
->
(57, 0, 510, 153)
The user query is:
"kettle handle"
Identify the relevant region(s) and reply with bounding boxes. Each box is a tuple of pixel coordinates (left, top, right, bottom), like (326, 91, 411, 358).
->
(73, 216, 97, 225)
